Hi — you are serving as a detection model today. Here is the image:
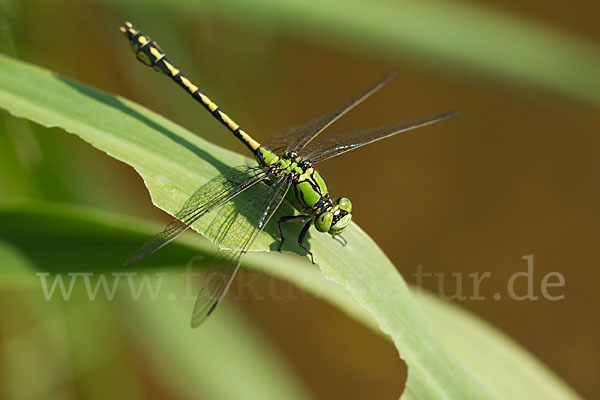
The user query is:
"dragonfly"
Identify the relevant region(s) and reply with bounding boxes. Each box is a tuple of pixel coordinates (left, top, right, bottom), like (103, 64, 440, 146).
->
(120, 22, 456, 326)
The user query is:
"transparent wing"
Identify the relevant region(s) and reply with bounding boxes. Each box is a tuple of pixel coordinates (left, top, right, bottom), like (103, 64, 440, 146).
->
(190, 175, 292, 327)
(266, 73, 396, 154)
(303, 111, 458, 163)
(124, 166, 269, 266)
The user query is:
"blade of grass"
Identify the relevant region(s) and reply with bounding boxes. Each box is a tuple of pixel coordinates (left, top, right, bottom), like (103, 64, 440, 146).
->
(0, 220, 313, 400)
(99, 0, 600, 107)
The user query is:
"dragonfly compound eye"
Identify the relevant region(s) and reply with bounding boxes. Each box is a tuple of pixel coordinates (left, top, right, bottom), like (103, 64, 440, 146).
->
(337, 197, 352, 213)
(315, 211, 333, 233)
(329, 208, 352, 235)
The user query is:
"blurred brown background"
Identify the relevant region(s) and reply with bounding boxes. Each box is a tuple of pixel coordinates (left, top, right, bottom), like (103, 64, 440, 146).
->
(1, 0, 599, 398)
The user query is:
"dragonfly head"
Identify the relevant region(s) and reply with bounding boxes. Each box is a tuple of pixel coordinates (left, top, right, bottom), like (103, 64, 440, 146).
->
(315, 197, 352, 235)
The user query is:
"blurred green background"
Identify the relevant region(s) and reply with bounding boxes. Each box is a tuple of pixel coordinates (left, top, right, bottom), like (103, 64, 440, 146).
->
(1, 0, 599, 398)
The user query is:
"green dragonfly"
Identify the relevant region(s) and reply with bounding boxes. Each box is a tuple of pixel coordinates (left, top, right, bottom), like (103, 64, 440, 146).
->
(121, 22, 456, 326)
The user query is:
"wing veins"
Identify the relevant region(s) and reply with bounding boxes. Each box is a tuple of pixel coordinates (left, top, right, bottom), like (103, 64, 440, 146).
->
(266, 73, 396, 154)
(305, 111, 458, 163)
(124, 166, 269, 266)
(190, 175, 292, 327)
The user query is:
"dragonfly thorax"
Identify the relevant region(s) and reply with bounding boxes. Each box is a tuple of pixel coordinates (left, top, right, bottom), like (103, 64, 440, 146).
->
(268, 151, 353, 235)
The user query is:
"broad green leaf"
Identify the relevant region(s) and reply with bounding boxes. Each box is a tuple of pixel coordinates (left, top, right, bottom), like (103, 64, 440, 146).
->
(416, 292, 578, 400)
(98, 0, 600, 107)
(0, 55, 580, 398)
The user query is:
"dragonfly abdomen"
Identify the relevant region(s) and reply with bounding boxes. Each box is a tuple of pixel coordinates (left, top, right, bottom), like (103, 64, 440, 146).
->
(120, 22, 262, 154)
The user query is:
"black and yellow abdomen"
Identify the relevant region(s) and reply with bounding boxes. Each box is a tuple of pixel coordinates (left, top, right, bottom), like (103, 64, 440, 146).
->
(120, 22, 263, 155)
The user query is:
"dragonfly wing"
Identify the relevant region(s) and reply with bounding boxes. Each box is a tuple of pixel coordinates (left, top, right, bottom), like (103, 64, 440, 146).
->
(266, 73, 396, 154)
(265, 118, 317, 154)
(124, 165, 269, 266)
(191, 175, 292, 327)
(304, 111, 458, 163)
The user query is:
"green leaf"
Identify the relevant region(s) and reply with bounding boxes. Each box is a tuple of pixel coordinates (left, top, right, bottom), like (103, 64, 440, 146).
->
(99, 0, 600, 107)
(0, 202, 580, 399)
(0, 206, 312, 400)
(0, 55, 580, 398)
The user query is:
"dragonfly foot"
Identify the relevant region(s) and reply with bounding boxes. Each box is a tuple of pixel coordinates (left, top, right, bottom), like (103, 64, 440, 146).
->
(333, 235, 348, 246)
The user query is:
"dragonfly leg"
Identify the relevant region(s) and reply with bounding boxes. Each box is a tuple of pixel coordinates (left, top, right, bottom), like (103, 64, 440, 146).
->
(333, 235, 348, 246)
(298, 219, 315, 264)
(277, 215, 310, 252)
